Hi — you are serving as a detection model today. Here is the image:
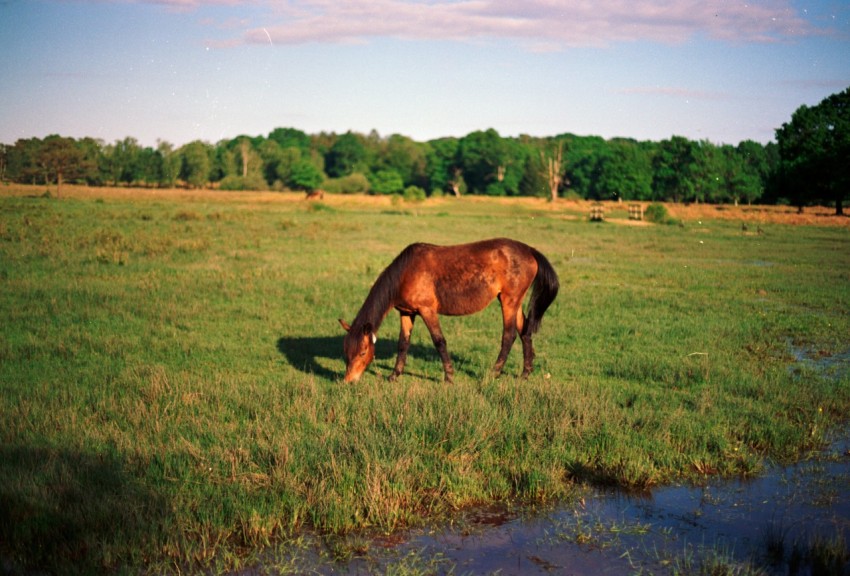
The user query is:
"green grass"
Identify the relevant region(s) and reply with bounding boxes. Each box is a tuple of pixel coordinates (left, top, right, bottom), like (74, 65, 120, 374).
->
(1, 187, 849, 573)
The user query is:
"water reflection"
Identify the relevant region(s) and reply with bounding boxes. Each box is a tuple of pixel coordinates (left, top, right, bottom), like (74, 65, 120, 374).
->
(265, 432, 849, 575)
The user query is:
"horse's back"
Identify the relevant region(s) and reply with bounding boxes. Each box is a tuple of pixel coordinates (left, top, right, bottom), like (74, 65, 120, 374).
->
(396, 238, 538, 316)
(406, 238, 534, 261)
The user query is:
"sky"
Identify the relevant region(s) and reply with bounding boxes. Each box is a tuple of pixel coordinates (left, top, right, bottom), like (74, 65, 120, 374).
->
(1, 0, 848, 148)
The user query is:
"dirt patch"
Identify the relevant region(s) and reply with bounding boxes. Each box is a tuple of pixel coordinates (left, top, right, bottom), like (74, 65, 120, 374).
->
(559, 200, 848, 227)
(663, 202, 848, 227)
(606, 217, 653, 226)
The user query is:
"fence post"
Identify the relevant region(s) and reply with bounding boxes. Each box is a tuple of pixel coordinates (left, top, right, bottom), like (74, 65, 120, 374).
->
(590, 204, 605, 222)
(628, 203, 644, 221)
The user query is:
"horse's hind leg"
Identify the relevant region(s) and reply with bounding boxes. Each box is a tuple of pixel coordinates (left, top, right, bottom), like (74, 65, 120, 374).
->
(492, 297, 520, 376)
(520, 321, 535, 378)
(389, 313, 415, 381)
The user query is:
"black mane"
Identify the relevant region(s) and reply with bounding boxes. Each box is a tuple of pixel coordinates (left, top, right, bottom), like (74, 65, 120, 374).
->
(351, 243, 423, 333)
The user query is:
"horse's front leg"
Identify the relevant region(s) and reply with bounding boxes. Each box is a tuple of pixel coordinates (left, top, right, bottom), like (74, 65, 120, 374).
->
(419, 309, 454, 383)
(389, 313, 415, 381)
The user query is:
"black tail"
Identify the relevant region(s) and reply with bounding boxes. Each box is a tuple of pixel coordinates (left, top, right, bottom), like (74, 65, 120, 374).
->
(525, 248, 559, 335)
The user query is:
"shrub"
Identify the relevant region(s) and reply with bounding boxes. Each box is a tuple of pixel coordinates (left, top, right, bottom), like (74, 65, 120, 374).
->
(403, 186, 426, 203)
(370, 170, 404, 195)
(323, 173, 371, 194)
(485, 182, 506, 196)
(644, 203, 679, 225)
(218, 174, 268, 191)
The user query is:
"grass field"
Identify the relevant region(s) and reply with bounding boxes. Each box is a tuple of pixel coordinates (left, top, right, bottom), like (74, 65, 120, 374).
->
(1, 184, 849, 573)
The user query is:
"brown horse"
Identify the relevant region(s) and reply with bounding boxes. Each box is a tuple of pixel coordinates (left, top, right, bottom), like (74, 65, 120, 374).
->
(339, 238, 559, 383)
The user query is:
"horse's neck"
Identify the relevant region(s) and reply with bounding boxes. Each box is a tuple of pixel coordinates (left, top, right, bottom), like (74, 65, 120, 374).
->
(354, 283, 396, 332)
(354, 249, 409, 332)
(354, 307, 386, 333)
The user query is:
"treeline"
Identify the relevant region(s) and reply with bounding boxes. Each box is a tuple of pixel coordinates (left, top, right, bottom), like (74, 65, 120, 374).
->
(1, 86, 846, 212)
(0, 129, 778, 203)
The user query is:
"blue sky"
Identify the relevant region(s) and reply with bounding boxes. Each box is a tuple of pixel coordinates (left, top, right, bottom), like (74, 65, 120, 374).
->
(1, 0, 848, 148)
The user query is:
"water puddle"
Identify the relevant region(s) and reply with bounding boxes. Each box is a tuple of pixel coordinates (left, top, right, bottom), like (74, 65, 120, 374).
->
(788, 340, 850, 382)
(251, 430, 849, 575)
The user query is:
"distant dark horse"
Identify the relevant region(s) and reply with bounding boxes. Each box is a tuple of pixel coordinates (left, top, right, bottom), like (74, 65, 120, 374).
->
(339, 238, 559, 383)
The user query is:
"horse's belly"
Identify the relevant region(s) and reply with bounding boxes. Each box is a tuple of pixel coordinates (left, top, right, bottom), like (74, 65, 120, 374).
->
(434, 276, 498, 316)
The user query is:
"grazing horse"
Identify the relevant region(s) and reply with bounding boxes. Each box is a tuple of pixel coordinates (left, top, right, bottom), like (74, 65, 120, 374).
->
(339, 238, 559, 383)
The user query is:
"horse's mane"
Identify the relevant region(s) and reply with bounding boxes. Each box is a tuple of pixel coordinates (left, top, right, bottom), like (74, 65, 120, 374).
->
(351, 243, 422, 332)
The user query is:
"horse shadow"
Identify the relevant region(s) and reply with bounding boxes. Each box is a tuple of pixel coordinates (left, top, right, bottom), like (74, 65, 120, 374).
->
(275, 335, 478, 381)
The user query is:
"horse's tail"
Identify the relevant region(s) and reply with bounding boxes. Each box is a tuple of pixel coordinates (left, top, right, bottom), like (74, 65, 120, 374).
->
(525, 248, 560, 335)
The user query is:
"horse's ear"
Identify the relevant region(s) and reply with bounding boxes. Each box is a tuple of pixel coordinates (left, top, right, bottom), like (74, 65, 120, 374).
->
(362, 323, 377, 344)
(339, 319, 351, 332)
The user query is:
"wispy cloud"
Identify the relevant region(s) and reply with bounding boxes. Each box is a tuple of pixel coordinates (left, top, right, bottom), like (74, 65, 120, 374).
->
(142, 0, 826, 49)
(167, 0, 823, 49)
(140, 0, 244, 10)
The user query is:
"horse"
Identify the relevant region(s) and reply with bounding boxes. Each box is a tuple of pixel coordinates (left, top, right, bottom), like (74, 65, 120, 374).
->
(339, 238, 559, 383)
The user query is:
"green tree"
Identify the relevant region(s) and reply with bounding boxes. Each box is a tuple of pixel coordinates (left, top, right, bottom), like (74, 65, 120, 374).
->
(325, 131, 368, 178)
(563, 134, 607, 199)
(458, 129, 516, 195)
(652, 136, 698, 202)
(275, 146, 302, 187)
(518, 137, 558, 199)
(39, 135, 91, 197)
(157, 140, 181, 188)
(457, 130, 489, 194)
(426, 137, 463, 196)
(73, 137, 105, 185)
(592, 139, 653, 201)
(6, 138, 45, 184)
(369, 169, 404, 195)
(690, 140, 724, 203)
(218, 136, 264, 183)
(268, 127, 311, 153)
(0, 143, 7, 182)
(237, 137, 257, 178)
(103, 137, 145, 185)
(735, 140, 773, 205)
(211, 143, 236, 182)
(776, 86, 850, 215)
(717, 144, 762, 205)
(180, 141, 212, 188)
(258, 139, 283, 186)
(135, 146, 164, 187)
(380, 134, 428, 188)
(288, 160, 324, 191)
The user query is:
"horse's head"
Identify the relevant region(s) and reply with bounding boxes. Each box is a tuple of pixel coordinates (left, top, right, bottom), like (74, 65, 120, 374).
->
(338, 319, 376, 383)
